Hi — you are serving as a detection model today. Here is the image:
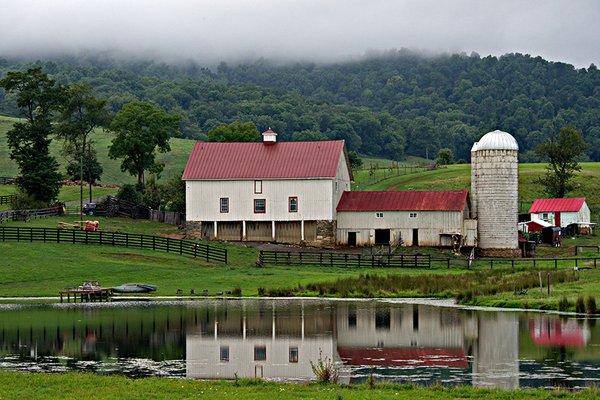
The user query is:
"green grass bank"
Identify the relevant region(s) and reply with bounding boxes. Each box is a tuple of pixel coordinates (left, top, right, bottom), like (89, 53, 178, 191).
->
(0, 372, 597, 400)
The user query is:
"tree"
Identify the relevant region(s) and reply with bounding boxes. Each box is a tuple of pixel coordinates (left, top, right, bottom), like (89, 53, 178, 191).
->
(207, 121, 260, 142)
(347, 151, 363, 170)
(54, 84, 110, 217)
(108, 101, 180, 186)
(159, 172, 186, 212)
(436, 148, 454, 166)
(64, 144, 103, 202)
(0, 68, 62, 204)
(536, 127, 588, 198)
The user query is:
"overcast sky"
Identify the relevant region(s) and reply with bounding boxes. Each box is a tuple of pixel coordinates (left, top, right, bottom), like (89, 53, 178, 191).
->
(1, 0, 599, 67)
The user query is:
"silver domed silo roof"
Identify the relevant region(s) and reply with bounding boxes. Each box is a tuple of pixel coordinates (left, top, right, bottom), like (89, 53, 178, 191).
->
(474, 130, 519, 151)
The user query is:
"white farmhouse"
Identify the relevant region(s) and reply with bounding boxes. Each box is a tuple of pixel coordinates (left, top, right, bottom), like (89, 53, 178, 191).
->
(529, 198, 591, 228)
(336, 190, 477, 247)
(183, 129, 351, 244)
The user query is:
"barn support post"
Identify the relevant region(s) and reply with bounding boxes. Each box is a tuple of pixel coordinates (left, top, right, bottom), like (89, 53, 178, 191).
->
(271, 221, 276, 241)
(213, 221, 218, 239)
(301, 220, 305, 241)
(242, 221, 247, 240)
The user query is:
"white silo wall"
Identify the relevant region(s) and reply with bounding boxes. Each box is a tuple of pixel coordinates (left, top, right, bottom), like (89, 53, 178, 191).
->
(474, 149, 519, 253)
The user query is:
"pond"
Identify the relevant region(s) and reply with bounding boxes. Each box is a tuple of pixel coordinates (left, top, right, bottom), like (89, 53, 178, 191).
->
(0, 299, 598, 389)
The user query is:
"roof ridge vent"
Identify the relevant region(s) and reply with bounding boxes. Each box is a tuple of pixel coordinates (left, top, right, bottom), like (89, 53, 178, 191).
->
(262, 128, 277, 145)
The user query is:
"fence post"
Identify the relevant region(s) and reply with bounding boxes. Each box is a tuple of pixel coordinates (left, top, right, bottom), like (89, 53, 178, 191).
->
(153, 236, 156, 250)
(125, 233, 129, 248)
(358, 254, 361, 268)
(30, 227, 33, 242)
(140, 235, 143, 249)
(57, 229, 60, 243)
(205, 245, 209, 262)
(43, 228, 46, 243)
(179, 240, 183, 255)
(99, 231, 103, 246)
(288, 251, 291, 265)
(330, 252, 333, 267)
(193, 244, 197, 258)
(72, 230, 75, 244)
(428, 255, 431, 269)
(575, 258, 578, 269)
(414, 254, 417, 268)
(511, 259, 515, 272)
(554, 258, 557, 270)
(594, 258, 597, 269)
(345, 253, 349, 267)
(85, 230, 88, 244)
(447, 258, 450, 269)
(533, 259, 536, 269)
(166, 237, 169, 253)
(299, 252, 303, 265)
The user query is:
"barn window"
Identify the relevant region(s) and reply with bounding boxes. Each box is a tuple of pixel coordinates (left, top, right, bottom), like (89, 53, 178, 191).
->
(254, 180, 262, 194)
(289, 197, 298, 212)
(409, 212, 418, 218)
(220, 198, 229, 213)
(220, 346, 229, 362)
(289, 347, 299, 363)
(376, 212, 384, 218)
(254, 199, 266, 213)
(254, 345, 267, 361)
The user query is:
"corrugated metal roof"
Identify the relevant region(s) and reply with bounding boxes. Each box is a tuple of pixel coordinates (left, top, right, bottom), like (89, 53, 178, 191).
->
(182, 140, 346, 180)
(529, 198, 586, 213)
(336, 190, 469, 212)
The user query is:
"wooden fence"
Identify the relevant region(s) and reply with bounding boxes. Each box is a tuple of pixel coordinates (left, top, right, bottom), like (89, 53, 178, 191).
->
(259, 250, 432, 268)
(0, 177, 15, 185)
(258, 249, 599, 270)
(0, 226, 228, 264)
(0, 195, 16, 206)
(0, 205, 64, 224)
(150, 209, 185, 225)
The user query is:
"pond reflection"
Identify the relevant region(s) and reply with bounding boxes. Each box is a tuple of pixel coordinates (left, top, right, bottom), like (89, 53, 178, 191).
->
(0, 300, 598, 389)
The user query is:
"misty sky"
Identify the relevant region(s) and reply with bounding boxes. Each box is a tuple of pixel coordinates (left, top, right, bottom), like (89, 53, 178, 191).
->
(1, 0, 599, 67)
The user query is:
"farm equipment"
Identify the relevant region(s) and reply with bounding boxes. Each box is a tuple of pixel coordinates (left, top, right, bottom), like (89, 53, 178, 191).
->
(58, 220, 100, 231)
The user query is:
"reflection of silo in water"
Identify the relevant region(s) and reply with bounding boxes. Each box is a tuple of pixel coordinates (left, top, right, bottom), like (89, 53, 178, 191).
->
(472, 313, 519, 388)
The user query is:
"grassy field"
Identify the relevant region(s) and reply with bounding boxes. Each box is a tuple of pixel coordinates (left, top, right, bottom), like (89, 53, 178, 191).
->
(0, 184, 118, 211)
(0, 115, 194, 185)
(355, 162, 600, 222)
(0, 372, 597, 400)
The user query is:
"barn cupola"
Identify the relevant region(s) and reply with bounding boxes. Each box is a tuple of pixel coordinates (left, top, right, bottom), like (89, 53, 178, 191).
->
(262, 128, 277, 145)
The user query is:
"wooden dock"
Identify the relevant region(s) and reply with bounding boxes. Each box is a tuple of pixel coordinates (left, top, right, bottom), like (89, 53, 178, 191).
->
(60, 288, 113, 303)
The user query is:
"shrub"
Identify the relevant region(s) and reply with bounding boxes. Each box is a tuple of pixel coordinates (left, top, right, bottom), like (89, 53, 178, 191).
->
(116, 184, 143, 205)
(310, 351, 339, 384)
(586, 296, 597, 315)
(10, 191, 48, 210)
(576, 296, 586, 314)
(257, 287, 265, 296)
(231, 287, 242, 297)
(558, 296, 571, 311)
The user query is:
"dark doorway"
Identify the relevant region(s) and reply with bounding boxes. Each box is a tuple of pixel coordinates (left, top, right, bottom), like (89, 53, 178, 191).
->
(347, 232, 357, 246)
(375, 229, 390, 245)
(412, 229, 419, 246)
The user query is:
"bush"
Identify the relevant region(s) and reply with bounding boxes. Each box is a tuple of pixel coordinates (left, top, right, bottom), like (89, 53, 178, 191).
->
(586, 296, 597, 315)
(116, 184, 143, 205)
(257, 287, 265, 296)
(558, 296, 571, 311)
(10, 191, 48, 210)
(576, 296, 586, 314)
(231, 287, 242, 297)
(310, 351, 339, 384)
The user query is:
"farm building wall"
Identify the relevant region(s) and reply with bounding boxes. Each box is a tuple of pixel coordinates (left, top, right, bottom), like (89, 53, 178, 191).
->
(336, 210, 469, 246)
(471, 148, 519, 255)
(531, 203, 590, 227)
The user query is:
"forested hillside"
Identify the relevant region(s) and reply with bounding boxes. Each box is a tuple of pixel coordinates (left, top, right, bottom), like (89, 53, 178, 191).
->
(0, 51, 598, 161)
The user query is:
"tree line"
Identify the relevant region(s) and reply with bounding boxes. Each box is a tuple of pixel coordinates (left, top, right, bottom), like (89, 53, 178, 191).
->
(1, 50, 598, 161)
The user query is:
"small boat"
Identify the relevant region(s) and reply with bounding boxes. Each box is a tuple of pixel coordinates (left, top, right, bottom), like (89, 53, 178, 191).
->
(112, 283, 158, 293)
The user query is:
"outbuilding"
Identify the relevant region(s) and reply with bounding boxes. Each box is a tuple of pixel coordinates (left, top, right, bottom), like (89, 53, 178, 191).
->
(529, 198, 591, 228)
(336, 190, 477, 247)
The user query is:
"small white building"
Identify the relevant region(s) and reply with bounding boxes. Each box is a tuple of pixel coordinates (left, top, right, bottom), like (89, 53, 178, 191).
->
(336, 190, 477, 247)
(183, 129, 351, 244)
(529, 197, 591, 228)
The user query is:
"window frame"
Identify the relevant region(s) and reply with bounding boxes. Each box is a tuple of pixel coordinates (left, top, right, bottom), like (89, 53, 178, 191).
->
(220, 197, 229, 213)
(254, 345, 267, 361)
(254, 199, 266, 214)
(220, 346, 230, 362)
(375, 212, 384, 218)
(409, 212, 418, 218)
(288, 196, 298, 213)
(289, 346, 299, 363)
(254, 180, 263, 194)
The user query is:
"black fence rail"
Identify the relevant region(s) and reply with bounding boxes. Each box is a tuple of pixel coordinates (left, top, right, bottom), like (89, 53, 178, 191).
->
(259, 250, 432, 268)
(259, 250, 599, 270)
(0, 195, 16, 206)
(0, 205, 64, 224)
(0, 226, 228, 264)
(575, 245, 600, 255)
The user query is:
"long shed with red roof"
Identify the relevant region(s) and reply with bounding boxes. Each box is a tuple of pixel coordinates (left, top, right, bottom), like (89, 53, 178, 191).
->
(183, 130, 351, 244)
(335, 190, 477, 246)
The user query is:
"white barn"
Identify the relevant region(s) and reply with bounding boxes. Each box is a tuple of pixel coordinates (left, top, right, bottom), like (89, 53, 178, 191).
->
(336, 190, 477, 247)
(529, 197, 591, 228)
(183, 130, 351, 244)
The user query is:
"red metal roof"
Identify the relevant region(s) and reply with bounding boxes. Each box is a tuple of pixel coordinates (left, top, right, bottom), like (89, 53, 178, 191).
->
(336, 190, 469, 212)
(529, 198, 586, 213)
(337, 347, 468, 368)
(182, 140, 346, 180)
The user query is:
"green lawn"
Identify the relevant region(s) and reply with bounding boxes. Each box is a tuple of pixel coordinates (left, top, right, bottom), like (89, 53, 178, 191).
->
(0, 184, 118, 211)
(0, 372, 596, 400)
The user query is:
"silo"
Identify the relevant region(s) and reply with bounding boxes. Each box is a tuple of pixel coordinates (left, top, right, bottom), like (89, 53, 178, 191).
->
(471, 130, 519, 257)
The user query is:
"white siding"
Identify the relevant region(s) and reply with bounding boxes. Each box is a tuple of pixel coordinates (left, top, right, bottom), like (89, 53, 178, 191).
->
(186, 179, 334, 222)
(531, 202, 591, 228)
(336, 210, 465, 246)
(332, 154, 352, 218)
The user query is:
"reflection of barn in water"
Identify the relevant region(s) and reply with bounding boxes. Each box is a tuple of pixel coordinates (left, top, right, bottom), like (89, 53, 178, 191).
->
(185, 300, 520, 387)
